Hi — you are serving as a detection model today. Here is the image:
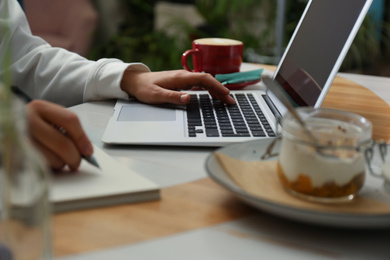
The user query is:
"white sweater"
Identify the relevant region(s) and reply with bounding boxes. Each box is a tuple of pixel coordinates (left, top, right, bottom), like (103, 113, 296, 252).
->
(0, 0, 149, 107)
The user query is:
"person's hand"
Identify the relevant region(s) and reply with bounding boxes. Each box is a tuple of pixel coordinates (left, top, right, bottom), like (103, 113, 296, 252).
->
(26, 100, 93, 171)
(120, 69, 236, 105)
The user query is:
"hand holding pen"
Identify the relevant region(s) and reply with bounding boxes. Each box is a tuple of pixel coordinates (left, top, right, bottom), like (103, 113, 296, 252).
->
(26, 99, 99, 171)
(12, 86, 99, 171)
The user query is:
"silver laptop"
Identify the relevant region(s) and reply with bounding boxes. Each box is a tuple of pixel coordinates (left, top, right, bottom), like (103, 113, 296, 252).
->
(102, 0, 372, 147)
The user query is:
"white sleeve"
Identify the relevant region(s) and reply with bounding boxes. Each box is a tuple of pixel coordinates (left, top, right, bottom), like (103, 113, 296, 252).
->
(0, 0, 149, 107)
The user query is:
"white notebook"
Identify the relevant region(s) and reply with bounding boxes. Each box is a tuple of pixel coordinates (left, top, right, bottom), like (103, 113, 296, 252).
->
(49, 145, 160, 213)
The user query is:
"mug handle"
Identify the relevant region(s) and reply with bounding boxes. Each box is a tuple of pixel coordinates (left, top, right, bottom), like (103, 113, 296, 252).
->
(181, 49, 202, 72)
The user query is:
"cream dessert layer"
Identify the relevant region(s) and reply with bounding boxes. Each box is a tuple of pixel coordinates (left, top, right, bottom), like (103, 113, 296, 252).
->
(278, 138, 366, 187)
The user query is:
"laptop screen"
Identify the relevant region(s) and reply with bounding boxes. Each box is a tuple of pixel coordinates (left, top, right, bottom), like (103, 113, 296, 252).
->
(273, 0, 369, 107)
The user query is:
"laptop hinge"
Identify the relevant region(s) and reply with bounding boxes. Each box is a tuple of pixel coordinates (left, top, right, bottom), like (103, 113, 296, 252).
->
(262, 94, 282, 119)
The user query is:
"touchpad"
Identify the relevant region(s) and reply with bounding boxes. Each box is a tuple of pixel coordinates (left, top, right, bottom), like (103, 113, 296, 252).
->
(118, 103, 176, 121)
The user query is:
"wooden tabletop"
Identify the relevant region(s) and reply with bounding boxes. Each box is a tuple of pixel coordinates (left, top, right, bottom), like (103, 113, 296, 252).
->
(322, 76, 390, 141)
(53, 178, 256, 256)
(53, 71, 390, 257)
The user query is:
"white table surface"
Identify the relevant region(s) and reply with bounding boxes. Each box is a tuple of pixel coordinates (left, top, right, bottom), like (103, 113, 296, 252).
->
(58, 212, 390, 260)
(60, 66, 390, 260)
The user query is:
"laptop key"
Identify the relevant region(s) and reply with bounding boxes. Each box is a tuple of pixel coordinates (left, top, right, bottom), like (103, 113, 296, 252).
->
(252, 131, 266, 137)
(222, 133, 251, 137)
(206, 128, 220, 137)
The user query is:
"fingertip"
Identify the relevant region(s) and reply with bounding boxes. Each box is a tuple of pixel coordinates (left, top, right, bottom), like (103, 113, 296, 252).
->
(81, 140, 93, 156)
(227, 95, 236, 105)
(69, 161, 82, 172)
(180, 93, 190, 104)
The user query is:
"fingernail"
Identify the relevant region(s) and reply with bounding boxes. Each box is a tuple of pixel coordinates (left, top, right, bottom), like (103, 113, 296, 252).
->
(180, 94, 188, 103)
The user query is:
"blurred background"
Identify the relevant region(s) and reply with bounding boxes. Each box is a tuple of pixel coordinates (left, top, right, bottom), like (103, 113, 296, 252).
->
(24, 0, 390, 76)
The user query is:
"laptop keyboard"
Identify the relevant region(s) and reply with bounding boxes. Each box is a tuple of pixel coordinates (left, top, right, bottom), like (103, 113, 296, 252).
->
(186, 93, 276, 138)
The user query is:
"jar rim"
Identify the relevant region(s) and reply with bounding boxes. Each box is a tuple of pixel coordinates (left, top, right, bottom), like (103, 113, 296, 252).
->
(282, 131, 374, 151)
(284, 107, 372, 126)
(281, 107, 373, 150)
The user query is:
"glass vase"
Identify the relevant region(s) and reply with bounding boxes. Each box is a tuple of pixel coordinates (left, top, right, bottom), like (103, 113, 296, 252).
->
(0, 96, 52, 260)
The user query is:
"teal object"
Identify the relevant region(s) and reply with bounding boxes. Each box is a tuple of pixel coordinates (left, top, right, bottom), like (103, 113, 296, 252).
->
(369, 0, 385, 40)
(215, 69, 263, 85)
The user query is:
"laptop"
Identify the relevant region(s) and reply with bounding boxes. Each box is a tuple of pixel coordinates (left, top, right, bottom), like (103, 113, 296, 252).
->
(102, 0, 373, 147)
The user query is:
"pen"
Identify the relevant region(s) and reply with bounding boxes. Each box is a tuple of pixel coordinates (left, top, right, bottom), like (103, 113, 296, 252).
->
(82, 154, 100, 169)
(11, 85, 100, 169)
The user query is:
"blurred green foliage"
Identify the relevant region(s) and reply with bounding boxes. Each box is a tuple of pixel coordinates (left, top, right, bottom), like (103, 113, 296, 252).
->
(90, 0, 389, 73)
(89, 0, 275, 71)
(89, 0, 184, 70)
(343, 12, 390, 72)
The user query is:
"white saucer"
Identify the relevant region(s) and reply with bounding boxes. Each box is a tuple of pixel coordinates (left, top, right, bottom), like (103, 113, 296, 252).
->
(205, 139, 390, 228)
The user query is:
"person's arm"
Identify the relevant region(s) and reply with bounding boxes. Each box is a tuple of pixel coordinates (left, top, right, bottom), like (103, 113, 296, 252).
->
(26, 100, 93, 171)
(1, 0, 144, 107)
(1, 0, 234, 108)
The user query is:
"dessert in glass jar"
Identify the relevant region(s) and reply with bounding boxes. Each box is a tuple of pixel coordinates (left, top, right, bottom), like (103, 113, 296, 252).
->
(277, 108, 373, 203)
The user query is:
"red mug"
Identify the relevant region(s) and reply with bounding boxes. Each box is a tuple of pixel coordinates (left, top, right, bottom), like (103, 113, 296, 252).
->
(181, 38, 243, 76)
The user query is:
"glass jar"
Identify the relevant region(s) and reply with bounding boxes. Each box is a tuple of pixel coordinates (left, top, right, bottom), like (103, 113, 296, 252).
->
(0, 96, 52, 259)
(277, 107, 373, 203)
